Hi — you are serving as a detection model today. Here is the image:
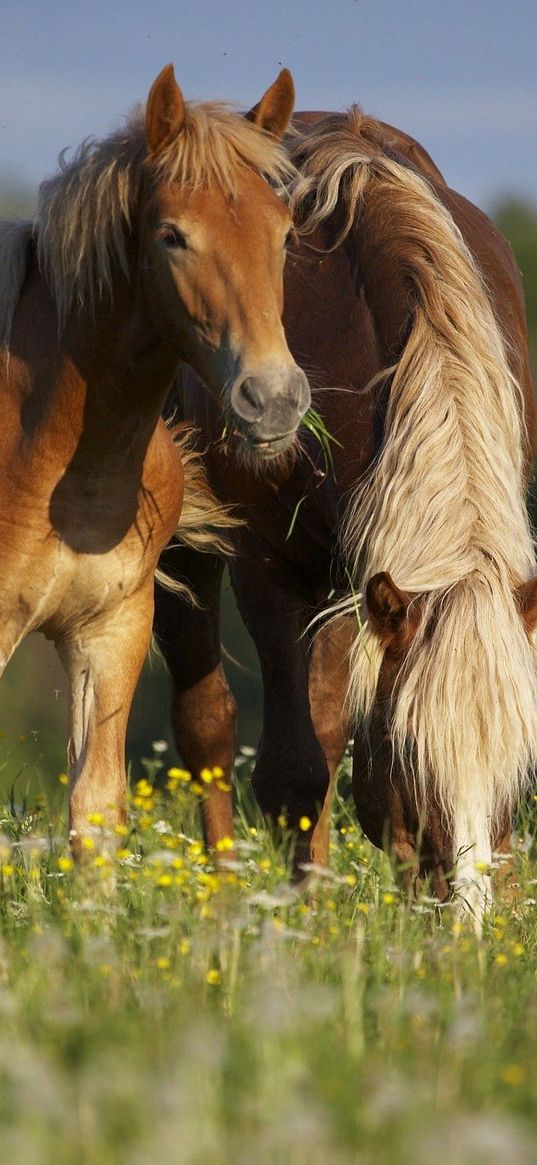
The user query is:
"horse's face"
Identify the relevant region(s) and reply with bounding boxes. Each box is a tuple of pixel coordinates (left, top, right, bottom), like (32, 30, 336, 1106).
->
(141, 65, 310, 459)
(144, 176, 309, 456)
(357, 570, 537, 879)
(365, 569, 537, 717)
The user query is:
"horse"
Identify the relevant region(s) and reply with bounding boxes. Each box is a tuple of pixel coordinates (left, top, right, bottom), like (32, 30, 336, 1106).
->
(154, 105, 537, 922)
(0, 63, 309, 848)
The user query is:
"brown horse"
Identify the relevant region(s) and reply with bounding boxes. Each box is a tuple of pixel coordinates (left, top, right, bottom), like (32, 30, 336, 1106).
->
(155, 107, 537, 923)
(0, 64, 308, 847)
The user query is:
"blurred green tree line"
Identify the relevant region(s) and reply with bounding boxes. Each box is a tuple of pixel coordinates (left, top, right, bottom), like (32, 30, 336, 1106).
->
(0, 178, 536, 795)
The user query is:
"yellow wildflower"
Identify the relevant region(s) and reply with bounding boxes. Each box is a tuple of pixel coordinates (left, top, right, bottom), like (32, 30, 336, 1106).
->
(87, 812, 104, 827)
(57, 856, 74, 873)
(135, 779, 153, 798)
(215, 836, 234, 853)
(206, 968, 221, 986)
(501, 1064, 526, 1085)
(58, 773, 69, 786)
(167, 767, 191, 782)
(299, 816, 312, 831)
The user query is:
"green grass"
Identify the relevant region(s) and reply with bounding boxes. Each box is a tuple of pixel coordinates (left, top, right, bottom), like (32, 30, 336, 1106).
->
(1, 749, 537, 1165)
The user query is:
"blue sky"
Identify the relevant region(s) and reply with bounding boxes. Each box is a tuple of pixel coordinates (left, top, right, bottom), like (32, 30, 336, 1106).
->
(1, 0, 536, 211)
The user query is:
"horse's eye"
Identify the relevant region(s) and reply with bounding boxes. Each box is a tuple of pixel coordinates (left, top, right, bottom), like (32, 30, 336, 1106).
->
(159, 225, 187, 249)
(284, 228, 297, 250)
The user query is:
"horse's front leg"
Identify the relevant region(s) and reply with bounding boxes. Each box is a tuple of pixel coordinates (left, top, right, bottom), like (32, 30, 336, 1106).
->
(307, 615, 353, 866)
(57, 582, 154, 851)
(154, 545, 237, 850)
(231, 555, 329, 874)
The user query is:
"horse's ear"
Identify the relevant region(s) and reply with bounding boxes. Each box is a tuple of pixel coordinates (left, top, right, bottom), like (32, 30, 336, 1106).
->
(245, 68, 295, 140)
(366, 572, 419, 648)
(517, 577, 537, 635)
(146, 64, 186, 155)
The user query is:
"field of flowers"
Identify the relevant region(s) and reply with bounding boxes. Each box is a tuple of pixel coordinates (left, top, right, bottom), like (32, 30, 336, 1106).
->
(1, 742, 537, 1165)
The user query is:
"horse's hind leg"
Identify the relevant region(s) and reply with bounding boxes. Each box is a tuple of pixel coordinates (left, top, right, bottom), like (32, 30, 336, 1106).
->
(307, 615, 353, 866)
(58, 583, 154, 849)
(154, 546, 237, 850)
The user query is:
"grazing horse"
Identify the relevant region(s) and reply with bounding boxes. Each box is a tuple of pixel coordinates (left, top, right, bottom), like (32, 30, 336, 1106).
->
(155, 107, 537, 920)
(0, 64, 308, 846)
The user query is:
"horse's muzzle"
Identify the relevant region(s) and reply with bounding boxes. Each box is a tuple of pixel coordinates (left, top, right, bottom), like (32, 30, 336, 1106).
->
(230, 366, 310, 454)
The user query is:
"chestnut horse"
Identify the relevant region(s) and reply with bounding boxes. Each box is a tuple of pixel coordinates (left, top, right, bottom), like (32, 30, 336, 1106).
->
(155, 107, 537, 922)
(0, 64, 308, 846)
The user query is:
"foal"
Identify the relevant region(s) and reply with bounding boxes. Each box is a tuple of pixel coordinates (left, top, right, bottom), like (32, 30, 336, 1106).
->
(0, 64, 308, 846)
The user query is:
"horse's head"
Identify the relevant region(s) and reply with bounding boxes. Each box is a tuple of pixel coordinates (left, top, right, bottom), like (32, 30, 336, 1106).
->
(365, 568, 537, 721)
(354, 569, 537, 906)
(141, 65, 310, 458)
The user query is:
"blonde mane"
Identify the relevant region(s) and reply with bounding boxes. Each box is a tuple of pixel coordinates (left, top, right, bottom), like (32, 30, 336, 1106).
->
(0, 101, 294, 338)
(290, 108, 537, 892)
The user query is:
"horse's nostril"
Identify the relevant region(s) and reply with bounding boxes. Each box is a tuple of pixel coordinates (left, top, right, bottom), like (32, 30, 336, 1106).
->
(240, 380, 261, 413)
(231, 377, 264, 423)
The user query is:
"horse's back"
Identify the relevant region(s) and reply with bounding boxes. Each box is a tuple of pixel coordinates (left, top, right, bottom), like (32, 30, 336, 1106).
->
(293, 110, 446, 187)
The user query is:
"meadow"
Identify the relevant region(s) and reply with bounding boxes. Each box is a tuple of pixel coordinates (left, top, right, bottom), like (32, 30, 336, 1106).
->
(0, 191, 536, 1165)
(1, 742, 537, 1165)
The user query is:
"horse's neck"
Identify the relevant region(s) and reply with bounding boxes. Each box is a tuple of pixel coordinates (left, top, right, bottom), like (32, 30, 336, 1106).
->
(66, 278, 178, 431)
